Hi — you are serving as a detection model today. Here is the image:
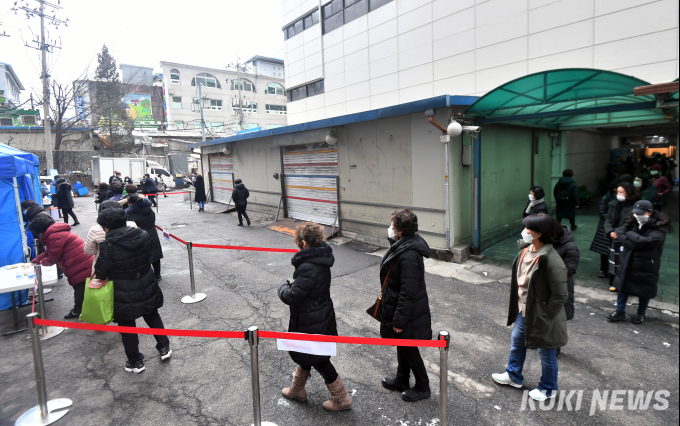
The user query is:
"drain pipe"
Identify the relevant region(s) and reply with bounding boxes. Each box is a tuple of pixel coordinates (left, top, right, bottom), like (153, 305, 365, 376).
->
(425, 110, 450, 250)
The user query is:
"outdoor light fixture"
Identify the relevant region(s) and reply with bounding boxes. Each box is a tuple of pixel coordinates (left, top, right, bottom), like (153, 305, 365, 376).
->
(222, 144, 232, 155)
(447, 120, 462, 137)
(326, 129, 338, 145)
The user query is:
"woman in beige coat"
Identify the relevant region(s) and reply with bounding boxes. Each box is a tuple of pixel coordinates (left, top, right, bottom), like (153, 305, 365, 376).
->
(84, 200, 137, 274)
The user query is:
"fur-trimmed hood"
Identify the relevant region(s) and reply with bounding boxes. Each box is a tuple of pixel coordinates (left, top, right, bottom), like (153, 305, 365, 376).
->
(291, 243, 334, 268)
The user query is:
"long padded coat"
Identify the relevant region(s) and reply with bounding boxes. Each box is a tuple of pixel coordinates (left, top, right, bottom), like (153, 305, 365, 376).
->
(125, 198, 163, 263)
(33, 223, 93, 286)
(278, 243, 337, 366)
(379, 234, 433, 341)
(553, 177, 580, 220)
(94, 227, 164, 323)
(612, 213, 669, 299)
(53, 180, 74, 209)
(589, 192, 615, 256)
(194, 178, 207, 202)
(553, 225, 580, 321)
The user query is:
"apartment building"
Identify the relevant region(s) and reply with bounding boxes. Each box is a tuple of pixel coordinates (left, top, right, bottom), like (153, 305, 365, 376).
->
(160, 57, 288, 136)
(0, 62, 24, 108)
(281, 0, 679, 125)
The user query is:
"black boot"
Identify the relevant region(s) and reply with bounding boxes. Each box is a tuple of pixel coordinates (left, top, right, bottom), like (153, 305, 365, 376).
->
(382, 377, 410, 392)
(607, 311, 626, 322)
(632, 314, 645, 324)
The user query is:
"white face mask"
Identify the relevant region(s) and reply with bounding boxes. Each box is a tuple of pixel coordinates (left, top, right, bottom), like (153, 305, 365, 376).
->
(528, 194, 535, 201)
(650, 171, 659, 175)
(616, 195, 626, 202)
(521, 230, 535, 244)
(634, 214, 650, 225)
(388, 225, 395, 240)
(634, 181, 642, 188)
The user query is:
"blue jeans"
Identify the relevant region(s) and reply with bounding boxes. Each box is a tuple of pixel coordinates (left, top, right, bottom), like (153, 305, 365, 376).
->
(198, 201, 205, 209)
(506, 312, 559, 396)
(616, 292, 650, 315)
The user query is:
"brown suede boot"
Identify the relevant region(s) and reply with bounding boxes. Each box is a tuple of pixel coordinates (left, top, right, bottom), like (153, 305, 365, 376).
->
(282, 366, 310, 402)
(322, 376, 352, 411)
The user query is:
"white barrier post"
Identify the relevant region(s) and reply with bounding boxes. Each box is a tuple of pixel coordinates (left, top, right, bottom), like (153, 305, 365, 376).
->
(180, 242, 206, 304)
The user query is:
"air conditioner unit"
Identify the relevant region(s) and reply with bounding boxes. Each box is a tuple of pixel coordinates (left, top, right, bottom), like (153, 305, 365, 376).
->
(20, 115, 38, 126)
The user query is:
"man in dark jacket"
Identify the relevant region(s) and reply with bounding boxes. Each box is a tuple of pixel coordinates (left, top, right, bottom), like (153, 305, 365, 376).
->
(95, 207, 170, 373)
(554, 169, 580, 230)
(142, 174, 158, 207)
(553, 222, 580, 354)
(232, 178, 250, 226)
(109, 171, 122, 184)
(125, 195, 163, 280)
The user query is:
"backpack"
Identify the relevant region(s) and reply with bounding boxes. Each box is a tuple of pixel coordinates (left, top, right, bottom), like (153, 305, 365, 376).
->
(556, 184, 571, 203)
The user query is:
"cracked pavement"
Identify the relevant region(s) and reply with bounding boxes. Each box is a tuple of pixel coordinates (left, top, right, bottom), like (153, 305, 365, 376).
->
(1, 196, 678, 425)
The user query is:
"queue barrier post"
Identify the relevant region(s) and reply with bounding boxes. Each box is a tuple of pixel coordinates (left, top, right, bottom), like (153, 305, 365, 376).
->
(439, 331, 450, 425)
(156, 195, 159, 214)
(246, 326, 278, 426)
(180, 242, 206, 304)
(189, 191, 193, 211)
(15, 313, 72, 426)
(34, 266, 63, 340)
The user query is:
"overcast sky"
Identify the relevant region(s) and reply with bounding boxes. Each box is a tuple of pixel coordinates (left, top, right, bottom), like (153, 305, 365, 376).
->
(1, 0, 284, 100)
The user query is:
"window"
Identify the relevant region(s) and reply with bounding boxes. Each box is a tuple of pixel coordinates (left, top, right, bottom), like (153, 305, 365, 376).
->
(192, 73, 221, 89)
(232, 99, 257, 112)
(266, 82, 285, 95)
(243, 123, 259, 129)
(231, 79, 254, 92)
(170, 69, 180, 84)
(267, 124, 285, 129)
(283, 10, 320, 40)
(210, 99, 222, 110)
(266, 105, 287, 114)
(1, 118, 13, 126)
(172, 97, 182, 108)
(175, 121, 184, 129)
(320, 0, 391, 34)
(286, 80, 324, 102)
(369, 0, 393, 11)
(344, 0, 368, 24)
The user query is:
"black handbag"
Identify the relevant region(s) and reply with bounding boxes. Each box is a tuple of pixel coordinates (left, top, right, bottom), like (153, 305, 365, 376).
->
(366, 264, 392, 322)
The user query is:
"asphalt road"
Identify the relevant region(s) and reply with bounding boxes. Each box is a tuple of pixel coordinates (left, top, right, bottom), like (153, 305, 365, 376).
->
(1, 196, 678, 425)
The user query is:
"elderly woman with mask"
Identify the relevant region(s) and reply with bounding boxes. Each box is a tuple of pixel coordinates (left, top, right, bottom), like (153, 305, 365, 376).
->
(524, 186, 549, 217)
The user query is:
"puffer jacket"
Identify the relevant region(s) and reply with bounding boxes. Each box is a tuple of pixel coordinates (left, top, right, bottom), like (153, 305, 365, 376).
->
(232, 183, 249, 207)
(589, 192, 615, 256)
(379, 234, 432, 340)
(33, 223, 93, 286)
(84, 222, 137, 274)
(524, 201, 549, 217)
(278, 243, 337, 366)
(126, 198, 163, 263)
(604, 198, 637, 235)
(554, 177, 580, 219)
(54, 180, 74, 209)
(508, 242, 568, 349)
(94, 226, 164, 323)
(23, 204, 47, 222)
(612, 213, 669, 299)
(553, 225, 580, 321)
(95, 189, 111, 204)
(194, 179, 207, 202)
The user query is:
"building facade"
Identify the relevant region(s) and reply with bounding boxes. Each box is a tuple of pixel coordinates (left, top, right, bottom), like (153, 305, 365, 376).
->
(0, 62, 24, 108)
(160, 58, 288, 137)
(281, 0, 679, 125)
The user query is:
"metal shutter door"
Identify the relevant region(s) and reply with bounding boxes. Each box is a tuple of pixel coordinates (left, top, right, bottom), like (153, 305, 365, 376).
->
(283, 144, 338, 226)
(209, 154, 233, 204)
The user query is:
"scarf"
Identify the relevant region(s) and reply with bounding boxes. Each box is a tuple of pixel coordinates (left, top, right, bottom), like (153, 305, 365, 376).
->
(525, 198, 544, 214)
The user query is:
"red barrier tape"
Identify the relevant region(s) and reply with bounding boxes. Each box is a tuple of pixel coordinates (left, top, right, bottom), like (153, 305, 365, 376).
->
(154, 225, 187, 245)
(193, 243, 298, 253)
(32, 319, 446, 348)
(142, 192, 191, 196)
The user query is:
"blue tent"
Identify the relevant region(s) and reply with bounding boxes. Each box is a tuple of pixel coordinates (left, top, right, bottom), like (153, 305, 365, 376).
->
(0, 143, 38, 310)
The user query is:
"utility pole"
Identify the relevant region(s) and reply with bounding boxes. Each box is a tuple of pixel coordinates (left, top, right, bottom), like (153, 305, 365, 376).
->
(226, 55, 251, 133)
(198, 83, 206, 142)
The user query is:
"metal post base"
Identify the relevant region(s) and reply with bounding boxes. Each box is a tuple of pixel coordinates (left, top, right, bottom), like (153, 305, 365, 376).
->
(181, 293, 206, 304)
(27, 327, 65, 341)
(15, 398, 72, 426)
(251, 423, 278, 426)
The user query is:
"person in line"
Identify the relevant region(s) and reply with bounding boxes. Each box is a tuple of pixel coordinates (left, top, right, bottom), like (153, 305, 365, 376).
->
(634, 176, 657, 202)
(95, 182, 112, 205)
(142, 174, 158, 207)
(121, 184, 142, 202)
(109, 171, 122, 184)
(156, 174, 169, 198)
(379, 209, 433, 402)
(125, 195, 163, 281)
(524, 186, 549, 217)
(124, 176, 133, 185)
(232, 178, 250, 226)
(552, 219, 579, 356)
(650, 164, 672, 211)
(21, 200, 63, 278)
(29, 214, 93, 319)
(604, 182, 640, 292)
(108, 182, 125, 201)
(84, 200, 137, 274)
(589, 179, 624, 279)
(607, 200, 672, 325)
(554, 169, 580, 230)
(53, 176, 80, 226)
(94, 208, 171, 373)
(278, 222, 351, 411)
(492, 213, 568, 402)
(624, 156, 636, 177)
(194, 174, 207, 212)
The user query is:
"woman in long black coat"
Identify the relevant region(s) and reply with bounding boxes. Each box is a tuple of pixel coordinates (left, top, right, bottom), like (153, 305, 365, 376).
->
(125, 195, 164, 281)
(95, 207, 170, 373)
(603, 181, 640, 291)
(607, 200, 672, 325)
(524, 186, 549, 217)
(278, 222, 351, 412)
(553, 222, 579, 322)
(194, 175, 207, 212)
(53, 176, 79, 226)
(379, 209, 432, 403)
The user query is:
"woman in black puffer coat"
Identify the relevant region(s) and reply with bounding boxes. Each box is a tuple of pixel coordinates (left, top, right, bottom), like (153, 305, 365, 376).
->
(125, 195, 163, 280)
(552, 222, 580, 344)
(95, 208, 170, 373)
(278, 222, 351, 412)
(53, 176, 79, 226)
(379, 209, 433, 403)
(603, 181, 640, 291)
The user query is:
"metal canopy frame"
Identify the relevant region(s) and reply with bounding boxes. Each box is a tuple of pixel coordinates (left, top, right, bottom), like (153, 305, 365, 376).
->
(464, 68, 677, 129)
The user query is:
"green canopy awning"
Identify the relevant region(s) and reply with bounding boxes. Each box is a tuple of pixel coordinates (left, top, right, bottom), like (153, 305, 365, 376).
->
(464, 68, 676, 129)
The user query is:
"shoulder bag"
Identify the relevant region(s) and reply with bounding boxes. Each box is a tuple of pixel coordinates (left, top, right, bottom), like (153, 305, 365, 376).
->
(366, 264, 393, 322)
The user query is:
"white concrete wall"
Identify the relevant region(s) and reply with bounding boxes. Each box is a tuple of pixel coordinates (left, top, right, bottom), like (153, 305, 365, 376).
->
(282, 0, 680, 125)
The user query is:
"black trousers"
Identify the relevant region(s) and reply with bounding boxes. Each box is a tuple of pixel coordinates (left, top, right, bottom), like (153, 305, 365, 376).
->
(396, 346, 429, 391)
(558, 217, 576, 228)
(118, 310, 169, 362)
(61, 208, 78, 224)
(152, 259, 161, 278)
(148, 195, 157, 207)
(236, 204, 250, 224)
(301, 359, 338, 384)
(600, 254, 609, 273)
(72, 281, 85, 313)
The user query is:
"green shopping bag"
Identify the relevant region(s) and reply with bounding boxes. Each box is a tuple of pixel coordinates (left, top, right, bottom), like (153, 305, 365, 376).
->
(79, 277, 114, 325)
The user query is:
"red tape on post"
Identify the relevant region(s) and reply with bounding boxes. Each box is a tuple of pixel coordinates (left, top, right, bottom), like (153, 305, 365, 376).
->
(32, 319, 243, 339)
(258, 331, 447, 348)
(154, 225, 187, 245)
(142, 191, 191, 196)
(193, 243, 298, 253)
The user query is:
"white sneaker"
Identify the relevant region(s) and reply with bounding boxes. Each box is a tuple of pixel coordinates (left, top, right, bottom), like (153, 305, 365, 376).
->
(491, 372, 522, 388)
(528, 388, 556, 402)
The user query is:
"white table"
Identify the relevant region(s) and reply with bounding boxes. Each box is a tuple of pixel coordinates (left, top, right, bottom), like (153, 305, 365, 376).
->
(0, 265, 58, 335)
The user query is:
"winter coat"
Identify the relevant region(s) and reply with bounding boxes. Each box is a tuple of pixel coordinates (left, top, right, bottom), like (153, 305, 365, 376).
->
(126, 198, 163, 263)
(652, 176, 672, 204)
(604, 199, 636, 235)
(109, 193, 124, 202)
(232, 183, 249, 207)
(612, 213, 669, 299)
(194, 179, 207, 202)
(23, 204, 46, 222)
(109, 175, 122, 184)
(508, 243, 568, 349)
(143, 177, 158, 194)
(553, 177, 580, 219)
(379, 234, 433, 341)
(84, 222, 137, 274)
(552, 225, 579, 321)
(95, 189, 111, 204)
(640, 184, 657, 202)
(94, 227, 164, 323)
(589, 192, 615, 256)
(523, 200, 549, 217)
(278, 243, 337, 366)
(33, 223, 94, 286)
(53, 181, 74, 209)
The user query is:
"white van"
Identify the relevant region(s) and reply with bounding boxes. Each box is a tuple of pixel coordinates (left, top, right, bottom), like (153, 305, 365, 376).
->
(92, 157, 176, 190)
